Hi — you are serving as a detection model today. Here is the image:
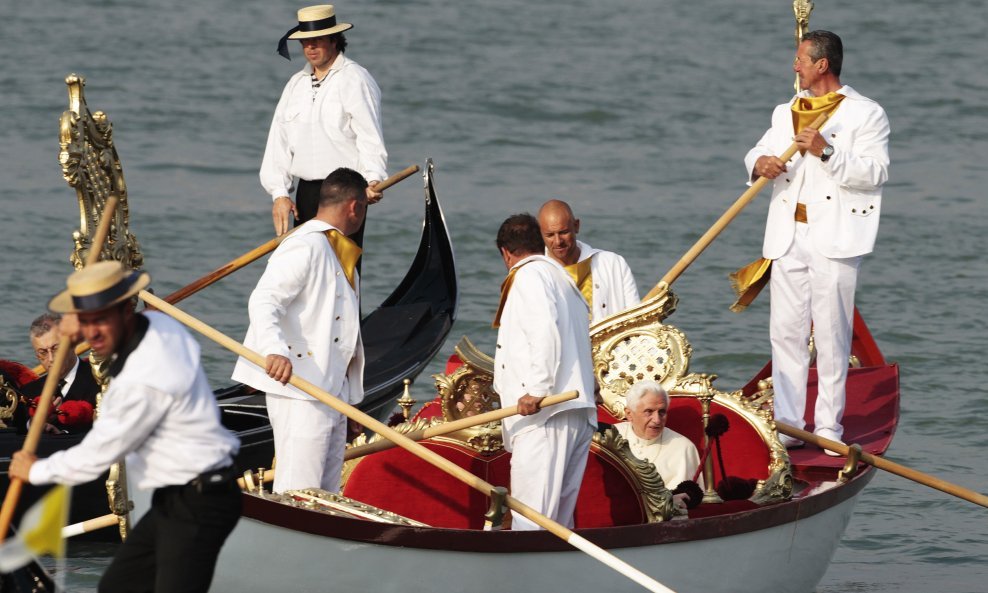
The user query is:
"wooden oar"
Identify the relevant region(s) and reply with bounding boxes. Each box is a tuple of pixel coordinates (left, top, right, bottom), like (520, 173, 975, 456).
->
(62, 513, 119, 538)
(0, 196, 120, 543)
(32, 165, 421, 375)
(238, 391, 580, 488)
(776, 422, 988, 508)
(642, 112, 831, 301)
(141, 291, 677, 593)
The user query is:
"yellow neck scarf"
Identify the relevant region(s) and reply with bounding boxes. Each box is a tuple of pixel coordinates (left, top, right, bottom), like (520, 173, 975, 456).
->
(492, 261, 533, 328)
(565, 259, 593, 312)
(791, 92, 845, 153)
(325, 229, 362, 290)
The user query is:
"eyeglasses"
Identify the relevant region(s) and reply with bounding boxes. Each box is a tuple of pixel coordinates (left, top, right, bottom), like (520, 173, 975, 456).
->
(35, 343, 60, 361)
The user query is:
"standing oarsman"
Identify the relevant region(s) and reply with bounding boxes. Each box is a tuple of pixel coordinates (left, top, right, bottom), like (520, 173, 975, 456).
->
(9, 261, 241, 593)
(538, 200, 640, 323)
(745, 30, 890, 452)
(263, 4, 387, 236)
(492, 213, 596, 530)
(233, 168, 367, 494)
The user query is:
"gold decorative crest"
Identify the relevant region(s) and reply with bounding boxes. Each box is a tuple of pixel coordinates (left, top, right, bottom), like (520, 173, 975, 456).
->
(59, 74, 143, 273)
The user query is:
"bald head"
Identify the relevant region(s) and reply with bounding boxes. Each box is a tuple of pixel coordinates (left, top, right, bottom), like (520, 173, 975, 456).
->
(538, 199, 581, 265)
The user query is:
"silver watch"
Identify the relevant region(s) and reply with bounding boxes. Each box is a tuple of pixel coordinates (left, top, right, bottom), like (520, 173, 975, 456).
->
(820, 144, 834, 163)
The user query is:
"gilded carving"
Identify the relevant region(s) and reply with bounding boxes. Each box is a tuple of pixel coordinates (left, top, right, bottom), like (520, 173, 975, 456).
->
(59, 74, 143, 273)
(593, 428, 678, 522)
(280, 489, 429, 527)
(0, 375, 20, 427)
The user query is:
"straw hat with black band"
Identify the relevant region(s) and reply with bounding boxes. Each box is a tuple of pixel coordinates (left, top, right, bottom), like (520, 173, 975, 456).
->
(277, 5, 354, 60)
(49, 261, 151, 314)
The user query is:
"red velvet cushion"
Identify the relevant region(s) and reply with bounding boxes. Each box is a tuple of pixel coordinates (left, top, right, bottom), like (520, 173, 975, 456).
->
(343, 438, 648, 529)
(664, 397, 770, 482)
(574, 444, 647, 528)
(343, 441, 511, 529)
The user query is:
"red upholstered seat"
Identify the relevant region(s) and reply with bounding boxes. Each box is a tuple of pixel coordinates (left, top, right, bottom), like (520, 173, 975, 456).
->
(342, 434, 648, 529)
(364, 393, 775, 529)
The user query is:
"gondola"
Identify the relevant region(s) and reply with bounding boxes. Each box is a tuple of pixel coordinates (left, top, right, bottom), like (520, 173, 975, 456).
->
(0, 161, 458, 540)
(208, 298, 899, 593)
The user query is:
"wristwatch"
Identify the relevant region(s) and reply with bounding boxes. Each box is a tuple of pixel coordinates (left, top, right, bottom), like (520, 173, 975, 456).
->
(820, 144, 834, 163)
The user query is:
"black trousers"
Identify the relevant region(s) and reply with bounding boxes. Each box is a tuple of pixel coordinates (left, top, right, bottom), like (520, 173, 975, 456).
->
(98, 470, 242, 593)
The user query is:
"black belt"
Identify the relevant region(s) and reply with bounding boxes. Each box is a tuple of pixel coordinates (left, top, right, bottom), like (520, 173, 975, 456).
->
(187, 464, 238, 494)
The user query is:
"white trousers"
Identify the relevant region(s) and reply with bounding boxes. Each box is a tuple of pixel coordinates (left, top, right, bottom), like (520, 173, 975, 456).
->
(770, 224, 861, 441)
(509, 409, 594, 531)
(266, 394, 347, 494)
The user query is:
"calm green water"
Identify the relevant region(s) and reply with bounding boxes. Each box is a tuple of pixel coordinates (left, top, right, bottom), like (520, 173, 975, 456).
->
(3, 0, 987, 591)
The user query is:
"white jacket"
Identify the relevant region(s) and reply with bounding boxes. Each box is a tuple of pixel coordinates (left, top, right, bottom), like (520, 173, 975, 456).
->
(493, 255, 596, 447)
(745, 85, 890, 259)
(574, 240, 640, 323)
(232, 220, 364, 404)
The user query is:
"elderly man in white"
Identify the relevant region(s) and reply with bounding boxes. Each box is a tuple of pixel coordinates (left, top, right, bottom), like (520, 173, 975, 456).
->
(745, 30, 889, 452)
(493, 213, 597, 531)
(538, 200, 640, 324)
(233, 167, 367, 493)
(616, 381, 701, 499)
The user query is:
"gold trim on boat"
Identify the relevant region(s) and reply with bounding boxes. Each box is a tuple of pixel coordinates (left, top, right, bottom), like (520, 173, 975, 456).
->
(0, 374, 20, 427)
(278, 489, 429, 527)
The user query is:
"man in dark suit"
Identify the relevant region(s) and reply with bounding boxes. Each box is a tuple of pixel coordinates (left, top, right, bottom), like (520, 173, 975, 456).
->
(15, 313, 100, 435)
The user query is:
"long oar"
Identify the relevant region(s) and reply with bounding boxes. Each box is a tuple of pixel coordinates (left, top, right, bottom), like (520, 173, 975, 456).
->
(776, 422, 988, 508)
(239, 391, 580, 488)
(32, 165, 421, 375)
(141, 291, 676, 593)
(62, 513, 119, 539)
(642, 113, 831, 301)
(0, 196, 120, 543)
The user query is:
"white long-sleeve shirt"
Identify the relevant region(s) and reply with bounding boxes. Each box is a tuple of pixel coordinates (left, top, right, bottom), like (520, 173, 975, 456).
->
(260, 54, 387, 200)
(29, 313, 239, 490)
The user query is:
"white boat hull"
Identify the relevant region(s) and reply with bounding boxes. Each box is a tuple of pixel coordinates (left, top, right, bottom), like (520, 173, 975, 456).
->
(212, 473, 870, 593)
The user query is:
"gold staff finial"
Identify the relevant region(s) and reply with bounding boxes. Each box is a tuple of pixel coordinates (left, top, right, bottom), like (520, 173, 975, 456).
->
(792, 0, 815, 92)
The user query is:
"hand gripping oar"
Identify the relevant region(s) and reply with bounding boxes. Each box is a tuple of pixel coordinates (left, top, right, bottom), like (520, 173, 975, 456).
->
(32, 165, 420, 375)
(239, 391, 580, 488)
(776, 422, 988, 509)
(0, 196, 120, 543)
(141, 291, 678, 593)
(642, 112, 831, 301)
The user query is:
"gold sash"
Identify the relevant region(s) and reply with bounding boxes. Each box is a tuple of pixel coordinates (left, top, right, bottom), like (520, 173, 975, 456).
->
(492, 261, 534, 328)
(791, 92, 845, 154)
(325, 229, 362, 290)
(565, 259, 594, 311)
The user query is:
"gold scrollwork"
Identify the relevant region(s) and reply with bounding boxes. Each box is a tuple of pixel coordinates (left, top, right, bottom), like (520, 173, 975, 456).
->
(593, 428, 678, 522)
(59, 74, 143, 273)
(0, 375, 21, 427)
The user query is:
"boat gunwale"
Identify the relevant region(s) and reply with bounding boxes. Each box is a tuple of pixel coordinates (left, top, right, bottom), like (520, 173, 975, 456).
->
(239, 465, 873, 553)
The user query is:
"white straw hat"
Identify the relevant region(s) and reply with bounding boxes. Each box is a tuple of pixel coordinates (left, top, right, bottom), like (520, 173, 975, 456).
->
(49, 261, 150, 314)
(278, 5, 353, 59)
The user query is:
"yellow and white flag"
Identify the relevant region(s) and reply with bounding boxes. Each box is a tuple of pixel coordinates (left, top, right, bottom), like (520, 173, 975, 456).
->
(0, 485, 70, 571)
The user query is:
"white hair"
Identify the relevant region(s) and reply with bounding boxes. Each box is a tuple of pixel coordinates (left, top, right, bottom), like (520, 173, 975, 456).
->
(625, 380, 669, 411)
